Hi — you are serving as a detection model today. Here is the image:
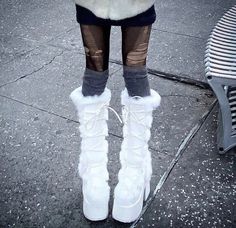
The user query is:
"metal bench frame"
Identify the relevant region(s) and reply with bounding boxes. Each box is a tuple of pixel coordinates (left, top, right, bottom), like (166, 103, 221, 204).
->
(205, 5, 236, 154)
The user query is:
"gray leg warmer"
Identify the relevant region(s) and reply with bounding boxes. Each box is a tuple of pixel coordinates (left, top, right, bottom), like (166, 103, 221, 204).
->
(82, 68, 109, 96)
(123, 65, 151, 97)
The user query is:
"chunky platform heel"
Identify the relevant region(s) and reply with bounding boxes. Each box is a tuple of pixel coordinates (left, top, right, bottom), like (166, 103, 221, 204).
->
(70, 86, 111, 221)
(83, 194, 109, 221)
(112, 179, 151, 223)
(112, 88, 161, 223)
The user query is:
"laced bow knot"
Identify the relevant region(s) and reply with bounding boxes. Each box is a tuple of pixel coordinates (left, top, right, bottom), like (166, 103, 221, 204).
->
(122, 104, 152, 127)
(78, 103, 123, 154)
(80, 102, 123, 132)
(121, 103, 153, 153)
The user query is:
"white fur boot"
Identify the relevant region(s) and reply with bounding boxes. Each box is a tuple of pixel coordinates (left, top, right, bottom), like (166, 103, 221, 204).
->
(70, 86, 111, 221)
(112, 88, 161, 223)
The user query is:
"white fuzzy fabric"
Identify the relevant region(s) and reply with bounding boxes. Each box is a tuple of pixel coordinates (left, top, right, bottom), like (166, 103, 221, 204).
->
(74, 0, 155, 20)
(121, 87, 161, 110)
(70, 86, 111, 213)
(69, 85, 111, 179)
(69, 86, 111, 112)
(113, 87, 161, 202)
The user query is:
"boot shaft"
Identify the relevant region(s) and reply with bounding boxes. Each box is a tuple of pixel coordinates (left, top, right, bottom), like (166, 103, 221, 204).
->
(69, 86, 111, 178)
(119, 87, 161, 172)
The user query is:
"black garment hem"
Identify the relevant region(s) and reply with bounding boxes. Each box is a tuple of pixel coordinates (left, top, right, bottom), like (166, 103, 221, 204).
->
(75, 4, 156, 27)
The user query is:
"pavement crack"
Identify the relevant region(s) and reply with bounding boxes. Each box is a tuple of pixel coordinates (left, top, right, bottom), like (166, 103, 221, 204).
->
(1, 26, 77, 66)
(45, 26, 77, 44)
(151, 27, 205, 40)
(110, 66, 123, 76)
(162, 94, 200, 100)
(130, 99, 217, 228)
(0, 94, 126, 140)
(148, 68, 210, 90)
(2, 47, 39, 66)
(109, 59, 211, 90)
(161, 93, 214, 101)
(0, 50, 65, 88)
(108, 132, 123, 139)
(0, 93, 76, 123)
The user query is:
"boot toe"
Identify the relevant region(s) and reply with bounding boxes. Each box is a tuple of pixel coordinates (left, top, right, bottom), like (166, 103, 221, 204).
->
(83, 180, 110, 204)
(114, 181, 143, 205)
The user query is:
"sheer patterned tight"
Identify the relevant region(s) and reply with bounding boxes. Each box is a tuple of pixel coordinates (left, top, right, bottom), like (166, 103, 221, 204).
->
(80, 24, 152, 97)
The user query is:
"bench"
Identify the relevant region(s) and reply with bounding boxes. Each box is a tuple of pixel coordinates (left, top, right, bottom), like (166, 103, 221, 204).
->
(205, 5, 236, 154)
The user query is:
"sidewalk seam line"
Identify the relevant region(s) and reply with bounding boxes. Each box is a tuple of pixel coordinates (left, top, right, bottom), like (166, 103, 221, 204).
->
(130, 99, 217, 228)
(0, 93, 76, 122)
(0, 94, 123, 140)
(0, 50, 121, 89)
(109, 59, 211, 90)
(151, 27, 205, 40)
(4, 41, 209, 91)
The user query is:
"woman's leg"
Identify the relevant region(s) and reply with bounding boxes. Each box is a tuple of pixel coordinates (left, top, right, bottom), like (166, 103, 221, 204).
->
(69, 24, 112, 221)
(79, 24, 111, 96)
(112, 25, 161, 223)
(121, 25, 152, 97)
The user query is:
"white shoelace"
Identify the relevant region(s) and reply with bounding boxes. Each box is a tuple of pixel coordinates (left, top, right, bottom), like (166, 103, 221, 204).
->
(82, 103, 123, 131)
(80, 101, 151, 170)
(119, 103, 153, 192)
(122, 104, 152, 151)
(80, 103, 123, 170)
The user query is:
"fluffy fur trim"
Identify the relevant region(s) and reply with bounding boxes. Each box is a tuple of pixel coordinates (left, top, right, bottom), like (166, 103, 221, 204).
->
(69, 86, 111, 111)
(74, 0, 155, 20)
(121, 87, 161, 110)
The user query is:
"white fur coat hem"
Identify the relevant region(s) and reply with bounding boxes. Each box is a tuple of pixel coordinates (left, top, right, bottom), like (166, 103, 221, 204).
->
(74, 0, 155, 20)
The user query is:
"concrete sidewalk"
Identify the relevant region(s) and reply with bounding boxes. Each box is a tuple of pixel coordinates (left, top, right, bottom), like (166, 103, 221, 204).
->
(0, 0, 235, 227)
